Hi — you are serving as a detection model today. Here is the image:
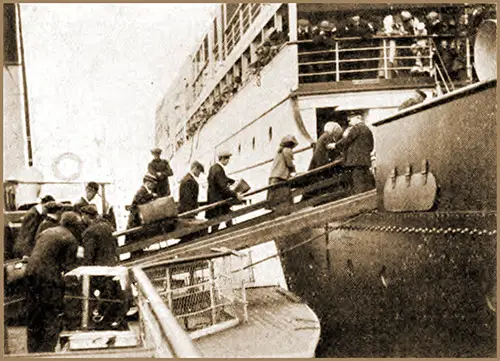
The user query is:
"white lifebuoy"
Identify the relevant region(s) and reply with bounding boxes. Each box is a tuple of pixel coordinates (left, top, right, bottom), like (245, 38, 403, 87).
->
(52, 152, 83, 181)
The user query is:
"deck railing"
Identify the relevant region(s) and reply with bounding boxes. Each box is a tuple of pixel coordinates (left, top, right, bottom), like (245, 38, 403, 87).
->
(143, 253, 249, 337)
(297, 35, 470, 84)
(130, 266, 201, 357)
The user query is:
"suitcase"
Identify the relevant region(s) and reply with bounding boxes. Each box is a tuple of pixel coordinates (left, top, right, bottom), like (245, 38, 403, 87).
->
(231, 179, 251, 194)
(63, 266, 131, 332)
(138, 196, 178, 224)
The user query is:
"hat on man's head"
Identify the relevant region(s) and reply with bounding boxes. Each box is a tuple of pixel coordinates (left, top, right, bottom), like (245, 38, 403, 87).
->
(192, 161, 205, 173)
(86, 182, 99, 192)
(298, 18, 310, 27)
(143, 173, 158, 183)
(41, 195, 56, 204)
(280, 134, 299, 148)
(217, 149, 233, 159)
(401, 11, 412, 20)
(319, 20, 334, 31)
(151, 147, 163, 155)
(80, 204, 98, 217)
(45, 201, 64, 214)
(60, 211, 83, 228)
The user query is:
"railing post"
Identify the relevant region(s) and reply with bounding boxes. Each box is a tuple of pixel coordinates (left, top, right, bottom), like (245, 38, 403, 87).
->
(209, 260, 217, 326)
(465, 36, 473, 82)
(428, 38, 434, 72)
(382, 38, 388, 79)
(335, 40, 340, 81)
(242, 279, 248, 323)
(165, 267, 173, 310)
(82, 274, 90, 330)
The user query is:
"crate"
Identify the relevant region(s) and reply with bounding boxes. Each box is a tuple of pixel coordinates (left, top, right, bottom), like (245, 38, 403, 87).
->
(63, 266, 131, 332)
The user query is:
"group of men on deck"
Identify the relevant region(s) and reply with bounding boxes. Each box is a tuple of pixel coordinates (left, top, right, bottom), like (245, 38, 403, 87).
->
(11, 182, 119, 353)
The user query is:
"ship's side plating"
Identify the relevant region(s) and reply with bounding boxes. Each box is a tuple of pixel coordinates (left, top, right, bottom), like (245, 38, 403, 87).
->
(279, 79, 496, 357)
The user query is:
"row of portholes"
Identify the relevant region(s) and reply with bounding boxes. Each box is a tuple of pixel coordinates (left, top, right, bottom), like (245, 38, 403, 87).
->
(237, 126, 273, 154)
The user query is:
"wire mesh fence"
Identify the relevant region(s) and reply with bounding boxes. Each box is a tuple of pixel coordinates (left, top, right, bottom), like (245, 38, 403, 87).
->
(144, 253, 252, 332)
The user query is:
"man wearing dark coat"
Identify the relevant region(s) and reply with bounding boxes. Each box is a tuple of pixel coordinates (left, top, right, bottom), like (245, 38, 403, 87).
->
(25, 211, 85, 353)
(338, 14, 375, 38)
(302, 122, 345, 202)
(126, 174, 159, 230)
(125, 174, 159, 258)
(178, 161, 206, 242)
(35, 201, 64, 237)
(308, 122, 345, 171)
(206, 150, 243, 232)
(80, 206, 117, 266)
(13, 195, 55, 258)
(327, 113, 375, 194)
(178, 161, 205, 214)
(147, 147, 174, 197)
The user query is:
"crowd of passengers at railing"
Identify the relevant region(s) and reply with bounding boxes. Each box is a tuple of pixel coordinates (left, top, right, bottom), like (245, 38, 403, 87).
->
(296, 7, 491, 82)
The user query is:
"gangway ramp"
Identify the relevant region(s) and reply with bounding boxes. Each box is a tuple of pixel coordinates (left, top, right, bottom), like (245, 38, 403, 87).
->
(122, 189, 377, 268)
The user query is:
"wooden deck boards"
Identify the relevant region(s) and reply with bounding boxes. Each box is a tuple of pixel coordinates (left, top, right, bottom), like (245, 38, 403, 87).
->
(194, 286, 320, 358)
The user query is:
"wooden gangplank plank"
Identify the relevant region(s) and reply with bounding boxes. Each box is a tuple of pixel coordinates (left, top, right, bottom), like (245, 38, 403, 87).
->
(123, 190, 377, 268)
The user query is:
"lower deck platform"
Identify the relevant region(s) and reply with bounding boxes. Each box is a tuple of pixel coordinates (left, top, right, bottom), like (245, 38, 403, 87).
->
(5, 286, 320, 358)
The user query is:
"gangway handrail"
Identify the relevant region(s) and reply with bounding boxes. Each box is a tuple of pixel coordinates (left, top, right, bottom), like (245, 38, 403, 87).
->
(130, 266, 201, 358)
(125, 189, 378, 268)
(113, 158, 343, 238)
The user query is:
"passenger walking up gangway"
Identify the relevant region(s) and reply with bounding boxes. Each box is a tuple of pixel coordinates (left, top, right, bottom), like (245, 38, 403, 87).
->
(115, 160, 378, 267)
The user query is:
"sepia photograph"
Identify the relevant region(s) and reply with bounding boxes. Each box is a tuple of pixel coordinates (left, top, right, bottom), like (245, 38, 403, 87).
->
(3, 2, 497, 357)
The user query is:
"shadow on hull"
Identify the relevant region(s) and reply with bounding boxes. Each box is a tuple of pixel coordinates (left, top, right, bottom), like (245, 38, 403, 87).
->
(279, 80, 497, 357)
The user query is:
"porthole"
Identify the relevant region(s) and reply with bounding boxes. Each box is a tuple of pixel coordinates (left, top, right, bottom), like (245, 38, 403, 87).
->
(252, 137, 256, 150)
(268, 127, 273, 141)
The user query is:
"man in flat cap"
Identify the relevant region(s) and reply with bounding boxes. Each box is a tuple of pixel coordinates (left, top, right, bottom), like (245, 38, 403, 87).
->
(25, 211, 85, 353)
(206, 150, 244, 232)
(148, 147, 174, 197)
(126, 174, 159, 230)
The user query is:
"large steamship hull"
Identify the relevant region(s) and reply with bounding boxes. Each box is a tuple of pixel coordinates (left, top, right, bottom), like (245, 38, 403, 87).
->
(279, 80, 497, 357)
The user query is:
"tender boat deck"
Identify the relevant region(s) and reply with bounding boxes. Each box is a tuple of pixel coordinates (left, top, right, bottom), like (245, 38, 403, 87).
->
(194, 286, 320, 358)
(5, 286, 320, 358)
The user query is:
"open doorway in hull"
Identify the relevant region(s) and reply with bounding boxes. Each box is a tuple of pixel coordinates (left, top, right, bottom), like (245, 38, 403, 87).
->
(315, 107, 370, 137)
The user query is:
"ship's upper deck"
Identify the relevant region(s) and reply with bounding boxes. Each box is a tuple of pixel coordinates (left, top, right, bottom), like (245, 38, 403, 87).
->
(155, 3, 495, 158)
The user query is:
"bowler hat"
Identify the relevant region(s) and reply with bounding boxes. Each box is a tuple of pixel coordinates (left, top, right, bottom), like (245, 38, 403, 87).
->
(45, 201, 64, 214)
(151, 147, 162, 155)
(143, 173, 158, 183)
